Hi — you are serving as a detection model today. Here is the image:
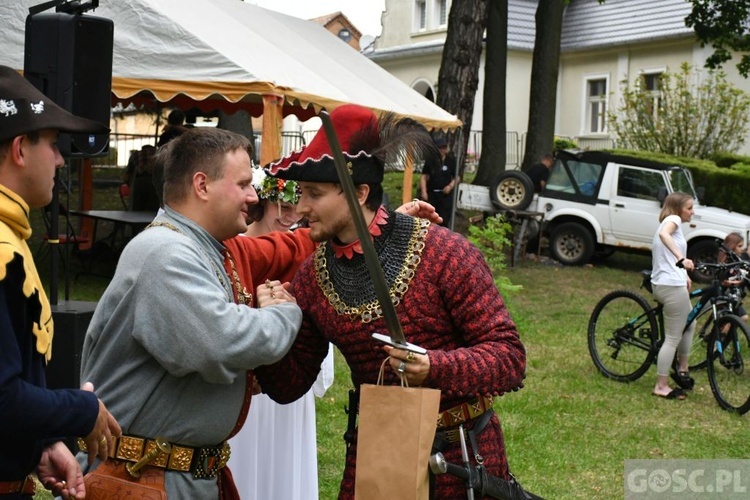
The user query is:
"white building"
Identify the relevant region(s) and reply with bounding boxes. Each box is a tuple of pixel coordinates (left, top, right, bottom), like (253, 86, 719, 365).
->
(368, 0, 750, 163)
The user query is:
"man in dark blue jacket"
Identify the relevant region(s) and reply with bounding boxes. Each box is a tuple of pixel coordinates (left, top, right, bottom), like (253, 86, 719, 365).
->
(0, 66, 120, 499)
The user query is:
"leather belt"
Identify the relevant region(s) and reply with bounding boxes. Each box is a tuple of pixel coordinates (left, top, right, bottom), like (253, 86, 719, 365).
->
(78, 435, 230, 479)
(0, 476, 35, 495)
(436, 395, 494, 430)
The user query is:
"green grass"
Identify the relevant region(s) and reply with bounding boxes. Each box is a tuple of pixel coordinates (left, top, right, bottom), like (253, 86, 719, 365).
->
(32, 172, 747, 499)
(313, 252, 747, 499)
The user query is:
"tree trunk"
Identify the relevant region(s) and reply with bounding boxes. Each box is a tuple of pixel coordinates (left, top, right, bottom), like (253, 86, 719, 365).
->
(521, 0, 566, 171)
(474, 0, 508, 186)
(436, 0, 489, 164)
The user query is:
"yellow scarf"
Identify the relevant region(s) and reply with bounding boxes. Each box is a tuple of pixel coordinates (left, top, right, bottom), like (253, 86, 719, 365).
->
(0, 184, 53, 361)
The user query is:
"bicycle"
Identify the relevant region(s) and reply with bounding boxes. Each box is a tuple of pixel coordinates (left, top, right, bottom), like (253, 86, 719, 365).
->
(587, 261, 750, 414)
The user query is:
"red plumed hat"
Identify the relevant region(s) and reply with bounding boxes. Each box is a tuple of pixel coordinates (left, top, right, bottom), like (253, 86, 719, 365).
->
(266, 104, 436, 185)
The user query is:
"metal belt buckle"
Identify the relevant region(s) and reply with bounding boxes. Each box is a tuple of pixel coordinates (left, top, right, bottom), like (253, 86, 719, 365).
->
(192, 442, 230, 479)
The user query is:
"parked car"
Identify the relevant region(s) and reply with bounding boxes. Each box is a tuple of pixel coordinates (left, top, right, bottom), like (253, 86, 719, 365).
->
(457, 150, 750, 278)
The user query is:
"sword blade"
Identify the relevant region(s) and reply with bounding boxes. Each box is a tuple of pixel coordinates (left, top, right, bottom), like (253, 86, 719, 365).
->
(319, 110, 407, 346)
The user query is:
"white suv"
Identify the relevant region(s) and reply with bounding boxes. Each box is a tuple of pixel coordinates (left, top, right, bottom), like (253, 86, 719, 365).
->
(458, 150, 750, 273)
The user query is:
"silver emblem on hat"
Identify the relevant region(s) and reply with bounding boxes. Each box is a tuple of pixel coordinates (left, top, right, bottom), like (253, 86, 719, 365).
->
(0, 99, 18, 117)
(30, 101, 44, 114)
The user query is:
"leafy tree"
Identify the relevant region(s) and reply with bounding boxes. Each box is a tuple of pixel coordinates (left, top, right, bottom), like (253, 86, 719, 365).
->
(608, 63, 750, 158)
(686, 0, 750, 77)
(436, 0, 489, 161)
(474, 0, 508, 186)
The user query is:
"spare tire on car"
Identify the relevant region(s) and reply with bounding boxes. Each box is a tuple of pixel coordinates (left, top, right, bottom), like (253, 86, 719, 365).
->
(489, 171, 534, 211)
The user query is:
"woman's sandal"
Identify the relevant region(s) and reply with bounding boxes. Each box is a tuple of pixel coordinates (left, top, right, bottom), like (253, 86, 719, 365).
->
(670, 370, 695, 390)
(653, 387, 687, 400)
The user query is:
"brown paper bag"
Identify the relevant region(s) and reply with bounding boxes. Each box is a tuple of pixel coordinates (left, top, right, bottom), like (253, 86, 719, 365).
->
(354, 358, 441, 500)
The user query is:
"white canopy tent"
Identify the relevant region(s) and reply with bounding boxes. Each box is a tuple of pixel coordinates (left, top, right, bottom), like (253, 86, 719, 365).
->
(0, 0, 460, 165)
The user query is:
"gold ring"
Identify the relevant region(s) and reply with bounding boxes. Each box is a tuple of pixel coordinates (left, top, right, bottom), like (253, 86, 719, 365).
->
(100, 437, 108, 446)
(406, 351, 416, 362)
(60, 480, 66, 488)
(270, 292, 276, 299)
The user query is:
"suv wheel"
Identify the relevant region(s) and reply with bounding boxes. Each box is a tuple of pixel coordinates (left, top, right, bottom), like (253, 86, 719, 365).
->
(489, 171, 534, 210)
(550, 222, 595, 265)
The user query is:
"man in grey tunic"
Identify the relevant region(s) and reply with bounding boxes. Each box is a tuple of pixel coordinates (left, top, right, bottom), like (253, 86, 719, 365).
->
(77, 128, 302, 498)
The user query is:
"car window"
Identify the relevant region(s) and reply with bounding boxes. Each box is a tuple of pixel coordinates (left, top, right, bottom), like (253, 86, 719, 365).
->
(668, 168, 696, 197)
(547, 160, 601, 196)
(617, 166, 664, 201)
(546, 160, 573, 192)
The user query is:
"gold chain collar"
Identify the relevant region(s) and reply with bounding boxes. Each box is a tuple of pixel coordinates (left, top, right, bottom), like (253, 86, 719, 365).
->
(313, 218, 429, 323)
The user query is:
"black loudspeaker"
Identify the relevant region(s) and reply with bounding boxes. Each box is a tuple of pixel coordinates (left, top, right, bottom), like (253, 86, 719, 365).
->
(47, 301, 98, 390)
(24, 12, 113, 157)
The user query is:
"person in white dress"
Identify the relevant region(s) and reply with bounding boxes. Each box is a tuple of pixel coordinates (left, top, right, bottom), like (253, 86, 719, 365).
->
(228, 166, 334, 500)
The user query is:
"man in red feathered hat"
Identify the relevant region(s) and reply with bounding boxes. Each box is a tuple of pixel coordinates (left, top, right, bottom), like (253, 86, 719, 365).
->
(253, 104, 528, 499)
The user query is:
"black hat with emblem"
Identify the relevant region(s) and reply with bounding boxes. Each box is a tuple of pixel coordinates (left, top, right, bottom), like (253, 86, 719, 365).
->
(0, 65, 109, 142)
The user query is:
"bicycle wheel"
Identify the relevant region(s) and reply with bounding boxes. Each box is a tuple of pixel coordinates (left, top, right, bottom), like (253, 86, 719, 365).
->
(588, 290, 658, 382)
(707, 314, 750, 414)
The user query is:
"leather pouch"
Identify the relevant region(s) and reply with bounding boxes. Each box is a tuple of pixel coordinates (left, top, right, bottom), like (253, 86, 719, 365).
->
(84, 460, 167, 500)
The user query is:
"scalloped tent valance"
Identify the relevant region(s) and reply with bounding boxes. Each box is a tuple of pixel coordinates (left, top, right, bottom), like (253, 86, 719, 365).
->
(0, 0, 460, 163)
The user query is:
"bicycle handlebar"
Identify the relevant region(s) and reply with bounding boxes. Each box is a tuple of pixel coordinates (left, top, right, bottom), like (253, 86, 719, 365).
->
(694, 260, 750, 280)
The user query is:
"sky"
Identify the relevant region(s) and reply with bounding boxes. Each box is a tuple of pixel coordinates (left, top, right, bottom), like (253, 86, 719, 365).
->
(248, 0, 386, 38)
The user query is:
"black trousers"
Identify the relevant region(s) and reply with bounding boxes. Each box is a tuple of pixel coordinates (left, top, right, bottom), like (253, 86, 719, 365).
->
(428, 190, 453, 228)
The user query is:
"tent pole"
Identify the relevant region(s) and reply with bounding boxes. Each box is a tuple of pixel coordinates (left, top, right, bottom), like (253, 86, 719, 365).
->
(260, 95, 284, 165)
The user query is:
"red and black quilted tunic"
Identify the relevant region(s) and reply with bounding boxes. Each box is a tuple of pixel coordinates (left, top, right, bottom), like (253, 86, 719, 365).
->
(255, 213, 526, 499)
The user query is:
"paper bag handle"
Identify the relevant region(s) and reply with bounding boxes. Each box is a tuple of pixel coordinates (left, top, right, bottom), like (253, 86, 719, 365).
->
(377, 357, 409, 387)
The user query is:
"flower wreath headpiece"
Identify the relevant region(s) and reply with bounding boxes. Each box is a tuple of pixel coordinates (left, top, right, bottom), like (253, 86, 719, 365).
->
(252, 164, 300, 204)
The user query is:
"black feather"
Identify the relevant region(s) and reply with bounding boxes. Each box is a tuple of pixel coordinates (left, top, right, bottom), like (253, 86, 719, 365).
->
(348, 112, 439, 168)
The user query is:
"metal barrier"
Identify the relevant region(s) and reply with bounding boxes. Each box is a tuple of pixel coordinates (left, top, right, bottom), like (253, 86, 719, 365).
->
(92, 134, 157, 169)
(470, 131, 616, 170)
(96, 131, 309, 169)
(97, 130, 615, 172)
(467, 130, 522, 171)
(252, 131, 306, 163)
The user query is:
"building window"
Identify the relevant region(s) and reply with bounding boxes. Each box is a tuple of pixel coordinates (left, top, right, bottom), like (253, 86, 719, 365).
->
(415, 0, 426, 31)
(414, 0, 450, 32)
(586, 78, 608, 133)
(437, 0, 448, 27)
(641, 71, 663, 120)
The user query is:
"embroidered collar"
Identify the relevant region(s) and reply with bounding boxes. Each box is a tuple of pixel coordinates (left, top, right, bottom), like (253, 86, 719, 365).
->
(331, 206, 389, 259)
(0, 184, 53, 361)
